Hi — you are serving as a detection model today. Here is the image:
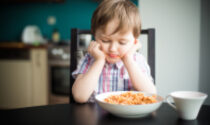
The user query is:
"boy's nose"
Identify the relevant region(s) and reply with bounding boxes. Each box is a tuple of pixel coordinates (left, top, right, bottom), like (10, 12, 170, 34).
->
(109, 43, 117, 52)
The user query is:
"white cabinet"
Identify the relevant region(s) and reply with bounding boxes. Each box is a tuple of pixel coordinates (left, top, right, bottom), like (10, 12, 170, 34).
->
(0, 48, 48, 109)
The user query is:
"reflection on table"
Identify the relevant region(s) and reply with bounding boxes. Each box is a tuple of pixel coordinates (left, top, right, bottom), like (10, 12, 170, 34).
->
(1, 103, 210, 125)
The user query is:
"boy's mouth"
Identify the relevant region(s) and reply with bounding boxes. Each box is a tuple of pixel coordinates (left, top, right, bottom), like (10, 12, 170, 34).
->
(108, 54, 119, 58)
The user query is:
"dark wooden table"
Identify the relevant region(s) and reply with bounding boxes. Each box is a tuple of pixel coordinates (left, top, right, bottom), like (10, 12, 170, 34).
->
(1, 103, 209, 125)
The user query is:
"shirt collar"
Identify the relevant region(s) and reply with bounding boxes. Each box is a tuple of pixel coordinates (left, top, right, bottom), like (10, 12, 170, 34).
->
(105, 61, 123, 69)
(115, 61, 123, 69)
(106, 53, 139, 69)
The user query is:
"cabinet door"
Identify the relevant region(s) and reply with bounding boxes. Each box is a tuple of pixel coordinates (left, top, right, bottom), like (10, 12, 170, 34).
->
(0, 60, 32, 109)
(31, 49, 48, 106)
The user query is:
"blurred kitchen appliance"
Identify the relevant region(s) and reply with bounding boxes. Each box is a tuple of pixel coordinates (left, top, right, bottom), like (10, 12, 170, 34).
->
(78, 34, 92, 50)
(48, 43, 70, 104)
(22, 25, 46, 44)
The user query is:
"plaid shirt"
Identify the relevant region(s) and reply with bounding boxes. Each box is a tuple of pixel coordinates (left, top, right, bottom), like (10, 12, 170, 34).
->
(72, 52, 152, 102)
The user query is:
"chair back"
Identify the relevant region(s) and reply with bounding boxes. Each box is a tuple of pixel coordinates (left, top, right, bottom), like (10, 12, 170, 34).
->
(70, 28, 155, 103)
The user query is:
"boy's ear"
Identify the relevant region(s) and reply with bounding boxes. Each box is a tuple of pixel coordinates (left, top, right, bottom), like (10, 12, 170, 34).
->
(134, 39, 137, 44)
(136, 39, 142, 52)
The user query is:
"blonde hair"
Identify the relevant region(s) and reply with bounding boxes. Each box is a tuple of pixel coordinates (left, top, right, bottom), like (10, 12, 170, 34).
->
(91, 0, 141, 38)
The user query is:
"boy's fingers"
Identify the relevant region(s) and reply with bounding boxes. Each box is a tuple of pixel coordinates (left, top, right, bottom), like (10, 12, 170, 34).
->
(94, 43, 100, 50)
(88, 41, 95, 53)
(136, 40, 142, 52)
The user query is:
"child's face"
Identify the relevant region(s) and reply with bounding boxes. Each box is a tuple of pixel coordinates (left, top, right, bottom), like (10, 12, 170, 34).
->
(95, 19, 135, 63)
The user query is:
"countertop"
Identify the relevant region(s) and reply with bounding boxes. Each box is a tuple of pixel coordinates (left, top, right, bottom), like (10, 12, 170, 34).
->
(0, 42, 48, 49)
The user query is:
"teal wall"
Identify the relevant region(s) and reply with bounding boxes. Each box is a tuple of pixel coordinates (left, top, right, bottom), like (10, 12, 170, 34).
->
(0, 0, 137, 42)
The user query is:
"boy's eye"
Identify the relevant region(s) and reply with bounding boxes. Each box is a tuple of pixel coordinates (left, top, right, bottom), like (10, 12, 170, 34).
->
(119, 41, 127, 45)
(102, 40, 110, 43)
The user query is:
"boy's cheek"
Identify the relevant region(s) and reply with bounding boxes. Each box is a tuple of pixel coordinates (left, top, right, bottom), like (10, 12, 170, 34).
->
(99, 45, 105, 52)
(120, 51, 128, 58)
(120, 45, 133, 57)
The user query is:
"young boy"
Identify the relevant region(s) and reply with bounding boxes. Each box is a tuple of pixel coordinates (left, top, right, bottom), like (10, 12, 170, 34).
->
(72, 0, 157, 103)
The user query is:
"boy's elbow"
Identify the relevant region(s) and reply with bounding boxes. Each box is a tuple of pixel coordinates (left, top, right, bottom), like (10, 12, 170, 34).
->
(150, 85, 157, 94)
(144, 84, 157, 94)
(149, 80, 157, 94)
(72, 89, 89, 103)
(73, 95, 89, 103)
(152, 88, 157, 94)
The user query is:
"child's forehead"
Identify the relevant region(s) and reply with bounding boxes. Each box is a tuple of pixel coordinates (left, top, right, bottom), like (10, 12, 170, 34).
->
(96, 29, 134, 41)
(103, 19, 120, 35)
(99, 32, 129, 38)
(96, 20, 132, 37)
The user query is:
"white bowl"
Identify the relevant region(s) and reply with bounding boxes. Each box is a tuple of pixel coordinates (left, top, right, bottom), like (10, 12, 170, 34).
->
(95, 91, 163, 118)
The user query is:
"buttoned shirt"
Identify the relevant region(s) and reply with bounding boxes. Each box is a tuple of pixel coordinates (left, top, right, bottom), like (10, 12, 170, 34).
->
(72, 52, 153, 102)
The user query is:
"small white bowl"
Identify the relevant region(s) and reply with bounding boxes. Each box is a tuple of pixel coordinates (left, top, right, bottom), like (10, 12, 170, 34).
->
(95, 91, 163, 118)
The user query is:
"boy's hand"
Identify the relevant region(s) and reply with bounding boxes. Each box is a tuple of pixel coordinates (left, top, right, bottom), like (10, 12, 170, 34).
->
(88, 41, 106, 61)
(122, 39, 142, 62)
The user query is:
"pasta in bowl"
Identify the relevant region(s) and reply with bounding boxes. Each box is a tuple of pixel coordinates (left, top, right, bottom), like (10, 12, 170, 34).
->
(95, 91, 163, 118)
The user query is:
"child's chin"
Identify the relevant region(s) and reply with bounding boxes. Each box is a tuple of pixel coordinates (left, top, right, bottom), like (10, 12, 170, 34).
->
(106, 58, 121, 64)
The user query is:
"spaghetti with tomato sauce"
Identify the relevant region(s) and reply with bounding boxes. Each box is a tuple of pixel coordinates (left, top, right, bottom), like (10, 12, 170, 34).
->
(104, 91, 157, 105)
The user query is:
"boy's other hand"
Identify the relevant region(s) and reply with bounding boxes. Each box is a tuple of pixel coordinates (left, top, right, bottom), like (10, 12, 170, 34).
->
(88, 41, 106, 61)
(122, 39, 142, 62)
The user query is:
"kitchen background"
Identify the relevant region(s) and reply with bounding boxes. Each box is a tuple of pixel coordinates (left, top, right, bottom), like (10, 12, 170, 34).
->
(0, 0, 137, 41)
(0, 0, 210, 109)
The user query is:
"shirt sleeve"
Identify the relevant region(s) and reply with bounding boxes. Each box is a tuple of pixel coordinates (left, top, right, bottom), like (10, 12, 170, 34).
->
(134, 52, 154, 81)
(72, 53, 94, 78)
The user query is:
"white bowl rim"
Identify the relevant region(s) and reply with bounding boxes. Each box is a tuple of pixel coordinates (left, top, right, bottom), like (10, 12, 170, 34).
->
(95, 91, 164, 106)
(170, 91, 208, 100)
